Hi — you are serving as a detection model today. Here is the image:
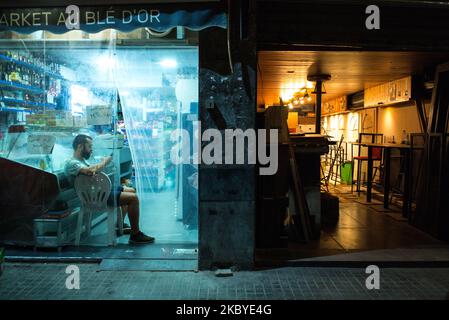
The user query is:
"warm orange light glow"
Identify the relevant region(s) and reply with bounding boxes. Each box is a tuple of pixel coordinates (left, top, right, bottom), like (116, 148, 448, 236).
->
(287, 111, 299, 129)
(280, 80, 314, 101)
(384, 108, 393, 130)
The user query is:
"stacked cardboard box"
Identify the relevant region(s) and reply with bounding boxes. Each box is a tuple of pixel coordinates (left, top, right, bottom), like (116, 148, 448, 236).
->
(26, 111, 87, 128)
(55, 111, 77, 127)
(73, 115, 87, 128)
(26, 112, 57, 126)
(26, 113, 47, 126)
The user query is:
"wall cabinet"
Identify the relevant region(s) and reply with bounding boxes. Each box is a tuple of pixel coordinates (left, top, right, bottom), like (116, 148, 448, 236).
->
(364, 76, 411, 108)
(322, 96, 347, 115)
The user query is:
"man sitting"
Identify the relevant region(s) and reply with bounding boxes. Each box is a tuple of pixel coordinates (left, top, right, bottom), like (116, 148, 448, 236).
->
(65, 134, 154, 244)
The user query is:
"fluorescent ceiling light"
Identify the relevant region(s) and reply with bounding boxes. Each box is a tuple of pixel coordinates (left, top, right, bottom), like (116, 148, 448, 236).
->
(96, 55, 117, 69)
(159, 59, 177, 68)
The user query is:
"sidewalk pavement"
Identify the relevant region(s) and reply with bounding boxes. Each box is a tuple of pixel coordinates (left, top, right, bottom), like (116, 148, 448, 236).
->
(1, 263, 449, 300)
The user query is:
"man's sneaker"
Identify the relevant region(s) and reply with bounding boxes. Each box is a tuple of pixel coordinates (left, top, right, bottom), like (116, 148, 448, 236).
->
(129, 231, 155, 244)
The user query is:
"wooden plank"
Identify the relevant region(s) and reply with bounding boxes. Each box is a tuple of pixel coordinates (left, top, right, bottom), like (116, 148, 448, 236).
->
(287, 143, 311, 242)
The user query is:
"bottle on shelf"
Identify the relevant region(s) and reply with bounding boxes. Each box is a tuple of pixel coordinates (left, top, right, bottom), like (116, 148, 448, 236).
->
(34, 72, 38, 87)
(18, 69, 23, 84)
(30, 71, 35, 87)
(28, 70, 33, 86)
(5, 64, 10, 81)
(26, 70, 31, 86)
(21, 68, 25, 84)
(16, 66, 22, 84)
(26, 52, 32, 64)
(46, 88, 54, 104)
(40, 74, 45, 89)
(9, 65, 19, 83)
(0, 64, 5, 81)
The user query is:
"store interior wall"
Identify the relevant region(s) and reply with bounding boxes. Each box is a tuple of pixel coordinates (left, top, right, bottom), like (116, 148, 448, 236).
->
(377, 104, 422, 142)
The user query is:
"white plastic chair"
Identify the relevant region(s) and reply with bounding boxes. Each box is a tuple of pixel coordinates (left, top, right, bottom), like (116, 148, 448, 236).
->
(74, 172, 123, 246)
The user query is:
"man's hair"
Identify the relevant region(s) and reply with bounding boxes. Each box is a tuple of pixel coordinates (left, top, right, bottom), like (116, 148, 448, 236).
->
(72, 134, 92, 150)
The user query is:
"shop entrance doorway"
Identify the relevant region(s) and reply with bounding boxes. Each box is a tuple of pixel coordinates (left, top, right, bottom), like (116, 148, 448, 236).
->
(71, 46, 200, 259)
(255, 50, 449, 266)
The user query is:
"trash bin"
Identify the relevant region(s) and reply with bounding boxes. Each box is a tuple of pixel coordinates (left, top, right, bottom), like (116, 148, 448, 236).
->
(321, 192, 339, 226)
(340, 161, 353, 185)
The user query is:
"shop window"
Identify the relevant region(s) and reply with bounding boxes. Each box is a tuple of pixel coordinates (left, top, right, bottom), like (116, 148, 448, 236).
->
(0, 28, 199, 245)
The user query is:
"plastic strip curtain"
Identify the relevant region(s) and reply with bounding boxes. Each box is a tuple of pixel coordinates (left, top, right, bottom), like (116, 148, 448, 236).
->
(57, 30, 120, 246)
(114, 47, 199, 237)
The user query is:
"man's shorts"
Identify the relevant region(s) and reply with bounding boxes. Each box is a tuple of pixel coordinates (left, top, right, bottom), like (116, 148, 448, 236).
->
(107, 186, 124, 207)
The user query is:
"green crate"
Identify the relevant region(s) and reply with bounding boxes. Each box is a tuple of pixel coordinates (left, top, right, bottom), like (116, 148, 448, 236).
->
(340, 161, 353, 185)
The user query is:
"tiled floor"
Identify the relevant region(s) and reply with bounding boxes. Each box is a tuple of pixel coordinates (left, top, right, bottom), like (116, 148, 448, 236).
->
(4, 190, 200, 265)
(4, 184, 448, 272)
(256, 184, 445, 264)
(325, 185, 442, 250)
(2, 184, 449, 300)
(5, 243, 198, 261)
(1, 263, 449, 300)
(85, 191, 198, 246)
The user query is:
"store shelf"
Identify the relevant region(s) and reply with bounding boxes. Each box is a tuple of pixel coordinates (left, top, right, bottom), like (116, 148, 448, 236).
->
(120, 169, 133, 178)
(0, 80, 45, 94)
(0, 97, 56, 109)
(0, 106, 32, 113)
(322, 110, 352, 117)
(0, 53, 65, 80)
(25, 125, 82, 132)
(373, 99, 414, 108)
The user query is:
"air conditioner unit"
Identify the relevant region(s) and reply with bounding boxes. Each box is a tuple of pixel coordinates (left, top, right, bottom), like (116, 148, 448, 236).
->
(347, 91, 364, 109)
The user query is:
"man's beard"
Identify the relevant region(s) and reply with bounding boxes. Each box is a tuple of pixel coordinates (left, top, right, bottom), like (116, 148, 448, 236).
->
(82, 148, 92, 160)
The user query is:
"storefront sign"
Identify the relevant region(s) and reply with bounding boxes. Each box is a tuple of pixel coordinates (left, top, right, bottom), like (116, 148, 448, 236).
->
(86, 105, 112, 126)
(0, 4, 226, 34)
(27, 135, 56, 154)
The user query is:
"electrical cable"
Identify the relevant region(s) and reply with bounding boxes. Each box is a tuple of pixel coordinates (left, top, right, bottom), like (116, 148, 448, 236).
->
(257, 60, 266, 107)
(227, 0, 234, 74)
(145, 27, 172, 38)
